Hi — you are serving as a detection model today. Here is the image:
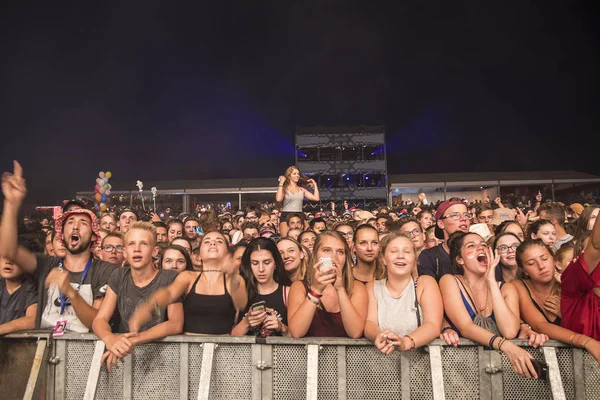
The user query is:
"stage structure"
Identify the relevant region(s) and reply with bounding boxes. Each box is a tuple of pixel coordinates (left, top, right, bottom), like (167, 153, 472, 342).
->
(295, 125, 388, 207)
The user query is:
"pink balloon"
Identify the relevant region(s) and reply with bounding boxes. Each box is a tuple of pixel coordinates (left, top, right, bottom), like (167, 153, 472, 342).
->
(99, 171, 105, 178)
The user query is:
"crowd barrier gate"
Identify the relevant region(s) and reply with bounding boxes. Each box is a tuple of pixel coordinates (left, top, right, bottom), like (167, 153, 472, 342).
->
(1, 332, 599, 400)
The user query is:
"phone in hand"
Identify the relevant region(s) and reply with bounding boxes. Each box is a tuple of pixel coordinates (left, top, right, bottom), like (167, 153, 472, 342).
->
(531, 359, 548, 380)
(250, 300, 266, 313)
(319, 257, 333, 273)
(194, 226, 204, 234)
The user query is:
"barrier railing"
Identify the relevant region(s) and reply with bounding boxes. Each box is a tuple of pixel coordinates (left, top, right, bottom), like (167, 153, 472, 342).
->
(2, 332, 600, 400)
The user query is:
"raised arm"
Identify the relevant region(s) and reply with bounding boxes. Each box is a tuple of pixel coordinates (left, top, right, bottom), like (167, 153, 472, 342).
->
(486, 249, 519, 338)
(0, 161, 37, 273)
(275, 176, 286, 203)
(302, 179, 320, 202)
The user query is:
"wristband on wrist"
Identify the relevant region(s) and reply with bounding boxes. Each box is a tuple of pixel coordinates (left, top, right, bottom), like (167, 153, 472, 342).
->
(498, 337, 507, 352)
(520, 322, 531, 330)
(306, 292, 319, 305)
(441, 326, 453, 333)
(488, 334, 499, 350)
(581, 337, 592, 349)
(405, 335, 416, 350)
(308, 287, 323, 298)
(571, 333, 580, 346)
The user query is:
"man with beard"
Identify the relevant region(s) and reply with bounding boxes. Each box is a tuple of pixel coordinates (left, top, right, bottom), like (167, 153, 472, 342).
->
(0, 161, 116, 333)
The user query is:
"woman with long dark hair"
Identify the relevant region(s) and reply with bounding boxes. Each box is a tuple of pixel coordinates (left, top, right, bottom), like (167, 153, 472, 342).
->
(440, 231, 539, 378)
(275, 166, 319, 237)
(232, 238, 292, 336)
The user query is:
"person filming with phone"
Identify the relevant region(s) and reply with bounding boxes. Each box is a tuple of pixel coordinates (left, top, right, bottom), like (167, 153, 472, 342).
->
(287, 231, 367, 338)
(232, 238, 292, 337)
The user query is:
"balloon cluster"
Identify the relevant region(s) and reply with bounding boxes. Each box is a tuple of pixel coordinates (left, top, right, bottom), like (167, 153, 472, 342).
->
(94, 171, 112, 215)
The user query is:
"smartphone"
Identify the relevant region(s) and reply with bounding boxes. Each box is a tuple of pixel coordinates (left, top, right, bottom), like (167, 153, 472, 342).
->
(319, 257, 333, 273)
(194, 226, 204, 234)
(531, 359, 548, 380)
(250, 300, 266, 313)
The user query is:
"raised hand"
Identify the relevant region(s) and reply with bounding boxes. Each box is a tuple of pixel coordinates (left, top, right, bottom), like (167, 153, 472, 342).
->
(1, 160, 27, 205)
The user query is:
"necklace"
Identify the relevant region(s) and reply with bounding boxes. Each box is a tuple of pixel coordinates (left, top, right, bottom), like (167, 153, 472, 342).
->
(462, 277, 489, 312)
(202, 271, 221, 290)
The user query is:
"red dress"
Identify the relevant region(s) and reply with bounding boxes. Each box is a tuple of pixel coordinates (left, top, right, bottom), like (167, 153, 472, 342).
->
(561, 253, 600, 340)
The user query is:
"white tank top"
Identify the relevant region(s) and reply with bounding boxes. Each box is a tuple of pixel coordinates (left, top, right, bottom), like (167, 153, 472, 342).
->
(283, 189, 304, 212)
(373, 278, 422, 337)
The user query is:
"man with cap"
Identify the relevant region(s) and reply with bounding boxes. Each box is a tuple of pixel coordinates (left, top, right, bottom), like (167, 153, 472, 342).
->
(569, 203, 584, 221)
(417, 197, 472, 281)
(0, 161, 116, 333)
(117, 208, 138, 234)
(63, 199, 86, 213)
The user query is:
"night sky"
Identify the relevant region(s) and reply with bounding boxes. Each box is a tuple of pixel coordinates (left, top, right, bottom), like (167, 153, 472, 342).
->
(1, 2, 598, 206)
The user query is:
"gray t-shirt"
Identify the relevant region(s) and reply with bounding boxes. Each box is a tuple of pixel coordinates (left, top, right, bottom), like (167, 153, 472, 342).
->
(0, 278, 38, 325)
(35, 254, 117, 332)
(108, 267, 179, 333)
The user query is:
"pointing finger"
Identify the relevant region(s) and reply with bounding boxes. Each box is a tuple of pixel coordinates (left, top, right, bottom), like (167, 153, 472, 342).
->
(13, 160, 23, 178)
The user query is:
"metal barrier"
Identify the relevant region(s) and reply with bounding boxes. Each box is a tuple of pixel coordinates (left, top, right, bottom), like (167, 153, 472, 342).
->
(2, 332, 600, 400)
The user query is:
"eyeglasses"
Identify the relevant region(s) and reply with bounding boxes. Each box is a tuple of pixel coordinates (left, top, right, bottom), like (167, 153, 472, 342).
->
(496, 243, 519, 254)
(102, 245, 124, 253)
(404, 228, 422, 237)
(338, 232, 354, 238)
(441, 212, 472, 221)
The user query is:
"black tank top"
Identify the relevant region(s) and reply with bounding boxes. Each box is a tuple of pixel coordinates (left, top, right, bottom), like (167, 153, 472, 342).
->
(183, 272, 236, 334)
(520, 279, 561, 326)
(246, 284, 289, 326)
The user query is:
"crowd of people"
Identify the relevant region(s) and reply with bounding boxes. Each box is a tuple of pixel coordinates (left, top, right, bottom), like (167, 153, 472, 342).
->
(1, 162, 599, 379)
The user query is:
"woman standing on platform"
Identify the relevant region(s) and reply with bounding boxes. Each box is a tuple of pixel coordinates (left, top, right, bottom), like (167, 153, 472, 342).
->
(276, 166, 319, 238)
(128, 231, 247, 335)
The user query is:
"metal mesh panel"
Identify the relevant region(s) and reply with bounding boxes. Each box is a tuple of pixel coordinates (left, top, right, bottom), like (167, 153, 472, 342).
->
(442, 346, 479, 400)
(65, 340, 95, 400)
(346, 346, 401, 400)
(133, 343, 181, 400)
(95, 354, 124, 400)
(273, 345, 307, 400)
(556, 348, 575, 400)
(408, 349, 433, 400)
(0, 340, 38, 400)
(317, 345, 337, 400)
(584, 351, 600, 400)
(501, 347, 551, 400)
(188, 343, 203, 400)
(209, 344, 252, 400)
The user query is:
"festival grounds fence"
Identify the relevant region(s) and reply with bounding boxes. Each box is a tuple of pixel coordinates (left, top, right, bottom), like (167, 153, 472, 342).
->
(1, 332, 599, 400)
